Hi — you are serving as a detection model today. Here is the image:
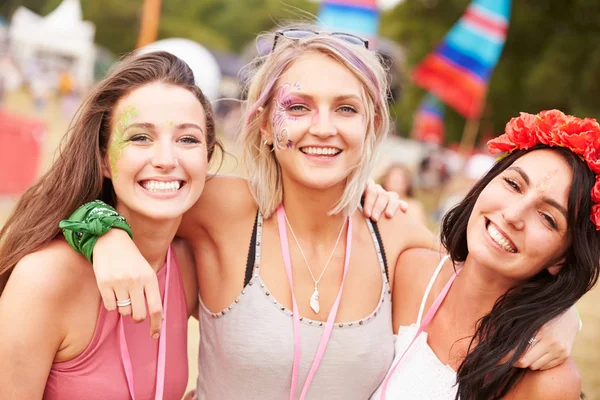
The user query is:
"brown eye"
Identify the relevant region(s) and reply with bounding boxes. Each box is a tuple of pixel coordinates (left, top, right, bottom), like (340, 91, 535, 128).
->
(502, 177, 521, 193)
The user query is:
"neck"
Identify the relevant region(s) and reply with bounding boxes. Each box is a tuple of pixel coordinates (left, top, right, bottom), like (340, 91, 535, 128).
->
(116, 206, 180, 272)
(280, 176, 350, 243)
(445, 256, 515, 323)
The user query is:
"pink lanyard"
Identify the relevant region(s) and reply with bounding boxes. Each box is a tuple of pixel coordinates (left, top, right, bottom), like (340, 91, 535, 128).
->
(119, 246, 171, 400)
(379, 267, 460, 400)
(276, 205, 352, 400)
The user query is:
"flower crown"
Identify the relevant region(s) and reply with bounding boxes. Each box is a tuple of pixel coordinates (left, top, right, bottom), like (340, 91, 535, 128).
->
(487, 109, 600, 230)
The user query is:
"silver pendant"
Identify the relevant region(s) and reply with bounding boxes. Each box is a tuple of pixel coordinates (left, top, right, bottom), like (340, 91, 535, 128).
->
(310, 287, 320, 314)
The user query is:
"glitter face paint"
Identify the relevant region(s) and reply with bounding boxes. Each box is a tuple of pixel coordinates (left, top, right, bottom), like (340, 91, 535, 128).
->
(272, 82, 302, 150)
(536, 170, 557, 193)
(108, 105, 138, 179)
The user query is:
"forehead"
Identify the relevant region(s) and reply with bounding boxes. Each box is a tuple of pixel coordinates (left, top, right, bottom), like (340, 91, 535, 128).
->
(509, 150, 573, 195)
(113, 82, 206, 126)
(276, 51, 363, 98)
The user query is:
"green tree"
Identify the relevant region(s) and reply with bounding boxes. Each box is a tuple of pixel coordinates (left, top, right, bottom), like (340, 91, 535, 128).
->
(2, 0, 318, 55)
(381, 0, 600, 144)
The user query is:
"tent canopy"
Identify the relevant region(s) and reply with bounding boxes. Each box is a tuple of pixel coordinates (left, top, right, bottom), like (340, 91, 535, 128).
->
(8, 0, 96, 85)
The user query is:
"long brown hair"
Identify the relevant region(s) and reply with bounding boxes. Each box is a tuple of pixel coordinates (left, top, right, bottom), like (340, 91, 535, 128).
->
(0, 51, 220, 294)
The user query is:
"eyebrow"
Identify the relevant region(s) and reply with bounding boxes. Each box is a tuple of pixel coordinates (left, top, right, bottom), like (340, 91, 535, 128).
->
(285, 92, 362, 103)
(125, 122, 204, 133)
(506, 166, 568, 219)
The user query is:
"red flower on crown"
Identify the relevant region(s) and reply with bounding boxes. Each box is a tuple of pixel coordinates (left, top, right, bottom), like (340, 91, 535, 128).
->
(488, 110, 600, 230)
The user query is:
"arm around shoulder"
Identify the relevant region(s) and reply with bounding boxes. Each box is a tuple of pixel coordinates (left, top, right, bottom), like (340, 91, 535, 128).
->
(178, 174, 257, 240)
(0, 245, 76, 398)
(506, 358, 582, 400)
(377, 210, 438, 258)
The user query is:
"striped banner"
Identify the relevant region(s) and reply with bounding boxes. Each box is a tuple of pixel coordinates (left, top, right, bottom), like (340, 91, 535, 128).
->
(412, 94, 445, 145)
(412, 0, 511, 119)
(318, 0, 380, 40)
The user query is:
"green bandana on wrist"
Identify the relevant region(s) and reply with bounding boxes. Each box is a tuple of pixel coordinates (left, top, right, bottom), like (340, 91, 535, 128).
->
(59, 200, 133, 264)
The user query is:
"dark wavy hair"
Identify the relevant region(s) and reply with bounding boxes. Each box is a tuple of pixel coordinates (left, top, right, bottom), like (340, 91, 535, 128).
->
(441, 145, 600, 400)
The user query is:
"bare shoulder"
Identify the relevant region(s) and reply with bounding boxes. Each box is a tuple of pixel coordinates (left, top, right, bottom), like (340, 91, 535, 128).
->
(375, 209, 437, 264)
(179, 174, 257, 240)
(6, 239, 92, 304)
(506, 358, 581, 400)
(392, 248, 450, 328)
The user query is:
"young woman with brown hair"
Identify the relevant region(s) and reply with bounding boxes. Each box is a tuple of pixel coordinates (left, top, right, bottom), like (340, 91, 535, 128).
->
(0, 51, 219, 399)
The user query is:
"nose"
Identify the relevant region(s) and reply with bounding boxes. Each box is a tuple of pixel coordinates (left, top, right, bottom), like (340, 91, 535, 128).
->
(308, 109, 337, 138)
(151, 140, 178, 171)
(501, 199, 526, 231)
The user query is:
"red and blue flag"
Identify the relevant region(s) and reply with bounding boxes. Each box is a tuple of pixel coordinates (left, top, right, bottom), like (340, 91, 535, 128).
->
(413, 0, 511, 119)
(412, 94, 446, 145)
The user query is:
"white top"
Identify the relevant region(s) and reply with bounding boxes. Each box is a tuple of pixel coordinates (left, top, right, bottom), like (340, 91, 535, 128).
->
(371, 255, 458, 399)
(196, 212, 395, 399)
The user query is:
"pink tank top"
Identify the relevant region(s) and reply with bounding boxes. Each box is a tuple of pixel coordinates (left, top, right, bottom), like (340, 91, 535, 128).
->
(44, 246, 189, 400)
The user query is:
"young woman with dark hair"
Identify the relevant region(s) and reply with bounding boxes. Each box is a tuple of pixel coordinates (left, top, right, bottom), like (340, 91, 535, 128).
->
(374, 110, 599, 400)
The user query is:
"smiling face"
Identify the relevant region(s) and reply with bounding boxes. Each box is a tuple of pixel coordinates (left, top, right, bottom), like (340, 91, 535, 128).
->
(104, 81, 208, 221)
(262, 51, 368, 192)
(466, 149, 573, 281)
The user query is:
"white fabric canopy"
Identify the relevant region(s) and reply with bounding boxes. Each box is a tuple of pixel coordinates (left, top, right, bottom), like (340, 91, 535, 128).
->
(8, 0, 96, 85)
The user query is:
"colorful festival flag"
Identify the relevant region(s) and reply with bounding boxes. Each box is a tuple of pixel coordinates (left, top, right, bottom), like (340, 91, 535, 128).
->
(412, 0, 511, 119)
(318, 0, 380, 40)
(412, 94, 445, 145)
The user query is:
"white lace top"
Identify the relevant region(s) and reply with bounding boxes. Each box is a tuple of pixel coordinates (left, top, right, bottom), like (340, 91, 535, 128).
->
(371, 255, 459, 399)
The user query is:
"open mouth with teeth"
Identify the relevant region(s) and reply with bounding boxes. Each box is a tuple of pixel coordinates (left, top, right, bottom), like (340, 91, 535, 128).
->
(485, 218, 518, 253)
(139, 180, 185, 193)
(300, 146, 342, 157)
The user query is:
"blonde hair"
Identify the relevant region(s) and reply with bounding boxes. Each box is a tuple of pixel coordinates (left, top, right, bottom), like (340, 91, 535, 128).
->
(241, 27, 390, 218)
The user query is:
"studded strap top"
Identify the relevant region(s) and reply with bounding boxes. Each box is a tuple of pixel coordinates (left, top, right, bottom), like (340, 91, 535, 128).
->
(195, 211, 395, 400)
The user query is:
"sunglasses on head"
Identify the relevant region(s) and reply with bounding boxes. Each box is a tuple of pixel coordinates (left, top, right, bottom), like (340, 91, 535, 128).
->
(271, 28, 369, 52)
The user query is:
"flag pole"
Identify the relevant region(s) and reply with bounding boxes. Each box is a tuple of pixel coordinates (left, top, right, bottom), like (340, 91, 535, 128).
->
(458, 89, 488, 156)
(459, 117, 482, 156)
(136, 0, 162, 49)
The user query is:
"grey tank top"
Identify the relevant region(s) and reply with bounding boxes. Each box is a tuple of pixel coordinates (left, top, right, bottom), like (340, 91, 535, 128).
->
(196, 212, 395, 399)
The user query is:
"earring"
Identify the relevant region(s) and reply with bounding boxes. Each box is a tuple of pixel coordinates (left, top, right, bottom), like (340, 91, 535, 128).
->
(264, 139, 269, 146)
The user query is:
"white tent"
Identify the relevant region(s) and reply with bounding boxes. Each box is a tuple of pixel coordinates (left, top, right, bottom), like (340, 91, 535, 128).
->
(8, 0, 96, 86)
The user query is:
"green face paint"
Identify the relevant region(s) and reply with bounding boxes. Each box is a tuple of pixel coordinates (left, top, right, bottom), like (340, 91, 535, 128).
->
(108, 105, 138, 179)
(167, 120, 174, 127)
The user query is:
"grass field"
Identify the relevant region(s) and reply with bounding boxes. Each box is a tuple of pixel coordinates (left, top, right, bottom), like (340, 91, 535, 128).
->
(1, 90, 599, 398)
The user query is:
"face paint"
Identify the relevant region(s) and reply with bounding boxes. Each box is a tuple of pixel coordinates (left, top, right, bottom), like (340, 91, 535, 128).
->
(166, 120, 174, 127)
(536, 170, 557, 193)
(272, 82, 301, 150)
(108, 105, 138, 179)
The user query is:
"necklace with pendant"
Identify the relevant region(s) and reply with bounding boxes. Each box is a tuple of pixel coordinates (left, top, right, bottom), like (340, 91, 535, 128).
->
(283, 211, 347, 314)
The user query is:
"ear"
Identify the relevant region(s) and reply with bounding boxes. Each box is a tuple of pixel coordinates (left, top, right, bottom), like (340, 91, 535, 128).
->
(373, 112, 381, 133)
(257, 106, 273, 143)
(101, 155, 112, 179)
(547, 258, 565, 276)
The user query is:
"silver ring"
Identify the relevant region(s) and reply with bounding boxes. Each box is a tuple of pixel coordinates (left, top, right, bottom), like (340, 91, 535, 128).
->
(528, 337, 537, 346)
(116, 298, 132, 307)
